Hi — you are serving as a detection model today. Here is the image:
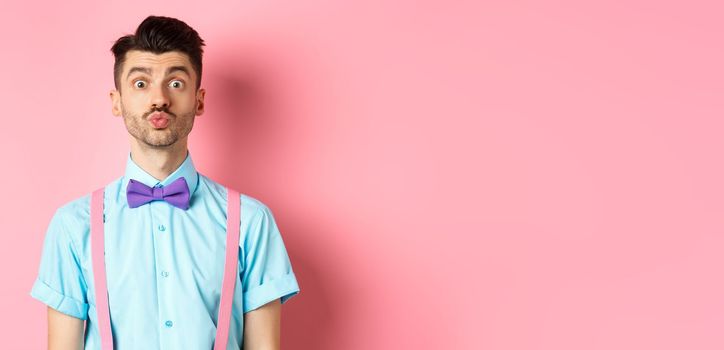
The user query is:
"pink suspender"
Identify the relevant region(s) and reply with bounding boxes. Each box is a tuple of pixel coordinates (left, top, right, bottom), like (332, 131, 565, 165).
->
(215, 188, 240, 350)
(91, 189, 113, 349)
(91, 187, 241, 350)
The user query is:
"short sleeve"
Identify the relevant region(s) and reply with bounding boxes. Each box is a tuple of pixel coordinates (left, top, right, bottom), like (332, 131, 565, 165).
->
(240, 201, 300, 313)
(30, 208, 89, 320)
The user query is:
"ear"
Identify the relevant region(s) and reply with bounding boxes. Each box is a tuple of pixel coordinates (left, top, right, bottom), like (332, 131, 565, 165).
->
(195, 88, 206, 116)
(110, 89, 122, 117)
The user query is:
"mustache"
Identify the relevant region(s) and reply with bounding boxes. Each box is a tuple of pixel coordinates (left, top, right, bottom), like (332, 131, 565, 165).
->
(143, 107, 177, 119)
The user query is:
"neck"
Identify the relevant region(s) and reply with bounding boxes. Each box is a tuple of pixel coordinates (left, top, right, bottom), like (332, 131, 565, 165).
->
(129, 137, 189, 182)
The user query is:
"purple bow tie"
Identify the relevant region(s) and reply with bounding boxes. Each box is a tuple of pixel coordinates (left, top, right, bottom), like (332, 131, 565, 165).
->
(126, 177, 191, 210)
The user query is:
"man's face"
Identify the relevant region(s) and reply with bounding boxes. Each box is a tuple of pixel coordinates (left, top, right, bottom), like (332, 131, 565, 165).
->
(110, 50, 205, 148)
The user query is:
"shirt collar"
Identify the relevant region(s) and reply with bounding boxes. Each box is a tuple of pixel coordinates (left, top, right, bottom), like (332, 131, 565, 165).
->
(123, 151, 200, 199)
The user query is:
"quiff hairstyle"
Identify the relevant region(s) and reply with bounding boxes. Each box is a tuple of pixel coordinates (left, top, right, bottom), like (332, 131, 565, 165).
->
(111, 15, 205, 90)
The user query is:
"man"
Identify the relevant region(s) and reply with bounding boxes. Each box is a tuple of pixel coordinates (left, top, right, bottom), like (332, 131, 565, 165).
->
(30, 15, 300, 349)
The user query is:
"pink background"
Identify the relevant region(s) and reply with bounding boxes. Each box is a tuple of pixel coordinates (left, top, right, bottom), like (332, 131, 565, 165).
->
(1, 1, 723, 349)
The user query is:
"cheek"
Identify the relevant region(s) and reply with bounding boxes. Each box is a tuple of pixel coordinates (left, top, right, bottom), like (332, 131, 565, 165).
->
(173, 93, 198, 108)
(121, 95, 146, 111)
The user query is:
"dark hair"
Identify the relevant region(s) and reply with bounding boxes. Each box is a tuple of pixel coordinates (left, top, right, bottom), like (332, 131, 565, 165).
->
(111, 15, 205, 90)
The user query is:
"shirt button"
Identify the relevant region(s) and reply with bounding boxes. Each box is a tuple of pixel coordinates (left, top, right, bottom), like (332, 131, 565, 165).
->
(165, 320, 173, 328)
(161, 271, 169, 278)
(158, 224, 166, 232)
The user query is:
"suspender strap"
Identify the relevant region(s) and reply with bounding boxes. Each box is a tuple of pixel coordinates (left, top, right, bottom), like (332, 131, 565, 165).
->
(91, 188, 114, 349)
(214, 188, 241, 350)
(90, 187, 241, 350)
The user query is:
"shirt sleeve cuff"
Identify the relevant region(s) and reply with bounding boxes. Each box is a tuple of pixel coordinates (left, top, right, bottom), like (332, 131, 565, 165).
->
(30, 278, 89, 320)
(243, 272, 300, 313)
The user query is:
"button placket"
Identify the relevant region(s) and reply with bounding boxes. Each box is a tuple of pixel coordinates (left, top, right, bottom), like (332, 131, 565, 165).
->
(151, 198, 175, 336)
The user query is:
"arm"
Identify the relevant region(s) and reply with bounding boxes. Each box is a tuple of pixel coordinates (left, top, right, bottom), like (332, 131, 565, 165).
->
(48, 306, 84, 350)
(243, 298, 282, 350)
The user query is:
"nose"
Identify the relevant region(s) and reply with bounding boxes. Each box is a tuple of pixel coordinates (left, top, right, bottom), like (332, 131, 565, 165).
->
(149, 84, 170, 110)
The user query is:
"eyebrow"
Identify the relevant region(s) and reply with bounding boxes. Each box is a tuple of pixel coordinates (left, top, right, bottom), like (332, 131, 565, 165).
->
(126, 66, 191, 80)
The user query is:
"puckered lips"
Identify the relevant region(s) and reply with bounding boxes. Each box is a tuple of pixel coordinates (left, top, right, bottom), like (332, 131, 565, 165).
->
(148, 112, 170, 129)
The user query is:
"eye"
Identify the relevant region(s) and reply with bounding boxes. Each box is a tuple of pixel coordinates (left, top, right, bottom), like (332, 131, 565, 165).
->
(134, 80, 146, 88)
(169, 80, 184, 89)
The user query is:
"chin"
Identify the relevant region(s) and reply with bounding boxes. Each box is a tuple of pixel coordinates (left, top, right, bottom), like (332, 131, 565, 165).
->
(141, 138, 178, 148)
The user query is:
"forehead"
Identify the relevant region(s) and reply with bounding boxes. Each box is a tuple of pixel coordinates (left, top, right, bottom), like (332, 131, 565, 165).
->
(122, 50, 193, 76)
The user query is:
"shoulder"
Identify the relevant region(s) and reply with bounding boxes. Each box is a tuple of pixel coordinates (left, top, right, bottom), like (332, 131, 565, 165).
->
(198, 174, 273, 218)
(197, 173, 273, 227)
(241, 193, 272, 217)
(41, 193, 91, 252)
(49, 177, 123, 241)
(52, 194, 91, 231)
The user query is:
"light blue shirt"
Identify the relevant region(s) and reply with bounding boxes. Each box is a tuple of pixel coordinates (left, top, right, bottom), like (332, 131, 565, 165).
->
(30, 152, 300, 349)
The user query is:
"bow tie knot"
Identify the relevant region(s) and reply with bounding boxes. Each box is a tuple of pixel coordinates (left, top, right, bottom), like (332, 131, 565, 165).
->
(151, 187, 164, 199)
(126, 177, 191, 210)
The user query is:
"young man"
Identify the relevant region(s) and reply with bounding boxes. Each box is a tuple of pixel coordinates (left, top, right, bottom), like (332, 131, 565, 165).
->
(30, 15, 300, 349)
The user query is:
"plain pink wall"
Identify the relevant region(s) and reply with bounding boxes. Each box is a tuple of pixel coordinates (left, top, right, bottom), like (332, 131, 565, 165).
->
(1, 1, 723, 349)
